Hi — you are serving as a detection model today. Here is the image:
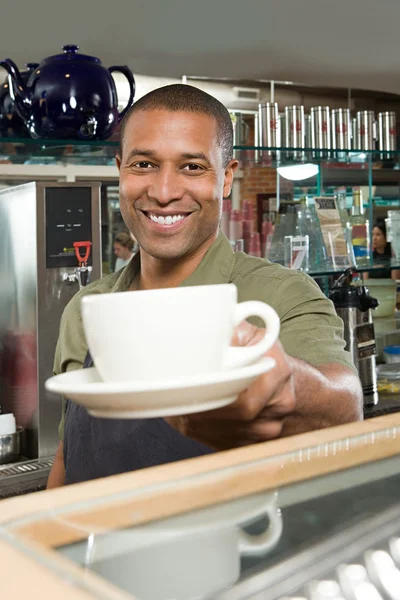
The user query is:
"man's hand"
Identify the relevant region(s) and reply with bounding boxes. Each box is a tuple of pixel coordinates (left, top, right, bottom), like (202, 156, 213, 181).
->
(166, 319, 363, 450)
(166, 321, 296, 450)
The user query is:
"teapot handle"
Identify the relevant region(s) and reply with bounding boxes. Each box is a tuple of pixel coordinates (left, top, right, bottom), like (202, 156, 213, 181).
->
(0, 58, 30, 121)
(108, 66, 136, 122)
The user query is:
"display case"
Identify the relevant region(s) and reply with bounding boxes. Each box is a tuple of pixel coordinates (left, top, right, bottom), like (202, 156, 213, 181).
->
(1, 138, 400, 277)
(2, 414, 400, 598)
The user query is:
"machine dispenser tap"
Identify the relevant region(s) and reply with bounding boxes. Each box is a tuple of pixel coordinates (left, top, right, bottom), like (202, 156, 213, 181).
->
(63, 241, 93, 289)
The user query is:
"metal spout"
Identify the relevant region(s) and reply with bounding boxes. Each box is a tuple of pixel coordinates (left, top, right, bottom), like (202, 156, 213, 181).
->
(75, 266, 92, 289)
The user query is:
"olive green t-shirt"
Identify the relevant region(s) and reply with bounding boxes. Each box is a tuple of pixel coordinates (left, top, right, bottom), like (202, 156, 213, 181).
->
(54, 232, 355, 440)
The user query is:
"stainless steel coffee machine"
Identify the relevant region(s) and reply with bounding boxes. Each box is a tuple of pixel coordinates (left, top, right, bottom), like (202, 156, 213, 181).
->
(329, 269, 379, 407)
(0, 182, 101, 495)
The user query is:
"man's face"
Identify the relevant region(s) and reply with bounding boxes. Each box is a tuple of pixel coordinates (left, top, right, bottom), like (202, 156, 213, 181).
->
(116, 109, 237, 260)
(113, 242, 124, 258)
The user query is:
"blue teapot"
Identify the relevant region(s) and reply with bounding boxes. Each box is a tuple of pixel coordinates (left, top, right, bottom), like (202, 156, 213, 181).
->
(0, 63, 39, 137)
(0, 45, 135, 140)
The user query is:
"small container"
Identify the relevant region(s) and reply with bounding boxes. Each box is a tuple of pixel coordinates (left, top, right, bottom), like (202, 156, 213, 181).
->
(221, 199, 232, 238)
(242, 200, 254, 222)
(378, 111, 396, 155)
(285, 105, 306, 151)
(377, 363, 400, 394)
(234, 239, 244, 252)
(229, 209, 243, 242)
(248, 232, 261, 258)
(331, 108, 352, 150)
(0, 426, 22, 464)
(356, 110, 376, 151)
(0, 413, 16, 435)
(310, 106, 331, 150)
(383, 345, 400, 364)
(242, 220, 253, 253)
(258, 102, 280, 148)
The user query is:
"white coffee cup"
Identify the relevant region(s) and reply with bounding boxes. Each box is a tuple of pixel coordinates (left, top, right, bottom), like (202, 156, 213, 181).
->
(0, 414, 16, 435)
(81, 283, 280, 383)
(63, 491, 282, 600)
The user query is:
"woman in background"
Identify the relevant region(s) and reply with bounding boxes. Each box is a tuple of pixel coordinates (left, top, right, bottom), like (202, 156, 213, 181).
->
(370, 219, 396, 279)
(373, 220, 392, 260)
(113, 232, 135, 271)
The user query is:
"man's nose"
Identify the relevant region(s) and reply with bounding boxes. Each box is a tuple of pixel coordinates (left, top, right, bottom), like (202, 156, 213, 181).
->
(147, 167, 184, 205)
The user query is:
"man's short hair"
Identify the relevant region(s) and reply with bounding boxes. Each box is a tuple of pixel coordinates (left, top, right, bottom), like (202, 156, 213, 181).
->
(118, 84, 234, 167)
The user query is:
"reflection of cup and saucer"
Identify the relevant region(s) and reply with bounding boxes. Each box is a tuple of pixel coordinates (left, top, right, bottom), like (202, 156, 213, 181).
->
(45, 284, 280, 418)
(61, 491, 283, 600)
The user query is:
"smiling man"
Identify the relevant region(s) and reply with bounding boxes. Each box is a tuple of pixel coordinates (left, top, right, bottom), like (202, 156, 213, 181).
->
(47, 84, 362, 488)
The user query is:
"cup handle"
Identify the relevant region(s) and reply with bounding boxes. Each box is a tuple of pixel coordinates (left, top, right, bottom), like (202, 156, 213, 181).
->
(238, 502, 283, 556)
(224, 301, 280, 370)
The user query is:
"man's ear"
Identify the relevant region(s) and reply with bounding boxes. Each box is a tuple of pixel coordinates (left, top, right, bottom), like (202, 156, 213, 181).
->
(223, 159, 239, 198)
(116, 154, 121, 171)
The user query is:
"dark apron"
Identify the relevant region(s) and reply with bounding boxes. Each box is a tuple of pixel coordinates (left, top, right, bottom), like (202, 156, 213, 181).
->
(63, 352, 214, 485)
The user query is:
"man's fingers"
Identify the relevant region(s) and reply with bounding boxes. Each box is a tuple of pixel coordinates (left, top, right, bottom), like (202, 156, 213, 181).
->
(191, 357, 293, 423)
(231, 320, 264, 347)
(185, 416, 285, 449)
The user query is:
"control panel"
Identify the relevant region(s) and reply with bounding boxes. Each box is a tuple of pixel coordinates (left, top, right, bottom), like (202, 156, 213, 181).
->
(45, 187, 92, 268)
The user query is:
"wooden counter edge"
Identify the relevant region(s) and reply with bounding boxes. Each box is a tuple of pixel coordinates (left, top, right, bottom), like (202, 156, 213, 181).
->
(1, 413, 399, 545)
(0, 413, 398, 527)
(0, 538, 133, 600)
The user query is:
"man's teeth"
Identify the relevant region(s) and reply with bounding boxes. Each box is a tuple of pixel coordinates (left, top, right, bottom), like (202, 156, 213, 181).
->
(149, 214, 186, 225)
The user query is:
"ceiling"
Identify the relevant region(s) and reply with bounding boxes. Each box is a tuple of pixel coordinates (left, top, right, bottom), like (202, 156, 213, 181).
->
(1, 0, 400, 96)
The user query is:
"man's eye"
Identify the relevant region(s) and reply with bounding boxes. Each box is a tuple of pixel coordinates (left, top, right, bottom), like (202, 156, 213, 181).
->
(133, 161, 154, 169)
(182, 164, 203, 171)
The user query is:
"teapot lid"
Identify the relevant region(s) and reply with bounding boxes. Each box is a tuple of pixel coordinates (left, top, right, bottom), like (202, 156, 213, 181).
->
(41, 45, 101, 65)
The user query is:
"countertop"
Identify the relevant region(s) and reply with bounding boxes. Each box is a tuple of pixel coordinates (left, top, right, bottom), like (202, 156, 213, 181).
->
(1, 414, 400, 599)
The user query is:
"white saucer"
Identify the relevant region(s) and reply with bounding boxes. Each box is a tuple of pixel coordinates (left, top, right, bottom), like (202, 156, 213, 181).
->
(45, 357, 275, 419)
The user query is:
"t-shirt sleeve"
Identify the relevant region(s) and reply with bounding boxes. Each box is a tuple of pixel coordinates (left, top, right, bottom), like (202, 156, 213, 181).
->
(238, 268, 356, 373)
(54, 291, 89, 441)
(270, 271, 356, 371)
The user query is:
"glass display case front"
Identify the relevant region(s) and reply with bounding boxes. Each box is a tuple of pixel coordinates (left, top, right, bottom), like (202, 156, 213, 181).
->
(1, 413, 400, 599)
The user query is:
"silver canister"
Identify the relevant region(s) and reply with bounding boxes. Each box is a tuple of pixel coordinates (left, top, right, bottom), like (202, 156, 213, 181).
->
(285, 105, 305, 158)
(231, 112, 250, 160)
(285, 105, 305, 147)
(331, 108, 352, 150)
(231, 112, 249, 146)
(356, 110, 376, 151)
(310, 106, 331, 149)
(258, 102, 280, 148)
(378, 111, 397, 155)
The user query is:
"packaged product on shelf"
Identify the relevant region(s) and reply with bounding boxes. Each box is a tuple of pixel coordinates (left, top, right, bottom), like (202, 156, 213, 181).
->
(314, 195, 353, 269)
(284, 235, 309, 271)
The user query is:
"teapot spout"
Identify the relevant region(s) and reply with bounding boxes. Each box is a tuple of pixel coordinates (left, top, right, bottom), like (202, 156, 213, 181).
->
(0, 58, 31, 122)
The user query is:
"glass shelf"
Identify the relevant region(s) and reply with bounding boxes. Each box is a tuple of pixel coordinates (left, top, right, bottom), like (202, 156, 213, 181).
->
(0, 136, 119, 147)
(264, 260, 400, 278)
(0, 139, 399, 168)
(305, 261, 400, 278)
(234, 146, 400, 167)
